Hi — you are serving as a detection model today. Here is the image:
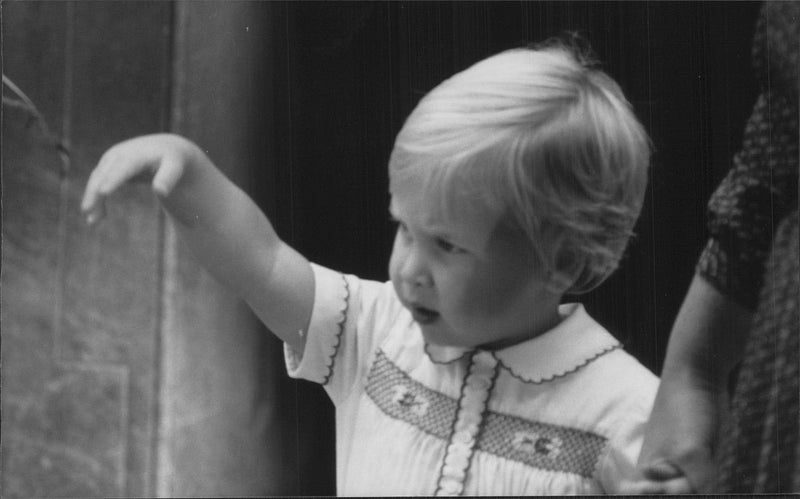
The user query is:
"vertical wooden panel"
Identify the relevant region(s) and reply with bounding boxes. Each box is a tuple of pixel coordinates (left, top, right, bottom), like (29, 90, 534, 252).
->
(57, 3, 173, 495)
(1, 2, 119, 497)
(158, 2, 290, 495)
(2, 106, 80, 497)
(3, 1, 172, 497)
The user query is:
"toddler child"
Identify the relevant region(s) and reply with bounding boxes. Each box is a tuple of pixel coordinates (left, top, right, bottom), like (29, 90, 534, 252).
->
(82, 40, 657, 495)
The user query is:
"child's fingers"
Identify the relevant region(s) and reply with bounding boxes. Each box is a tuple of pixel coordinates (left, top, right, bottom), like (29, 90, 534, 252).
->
(642, 460, 684, 481)
(642, 454, 714, 492)
(81, 158, 113, 222)
(80, 179, 102, 219)
(620, 460, 693, 495)
(621, 476, 694, 495)
(80, 135, 190, 224)
(83, 198, 106, 226)
(81, 147, 158, 223)
(642, 477, 695, 495)
(151, 154, 185, 197)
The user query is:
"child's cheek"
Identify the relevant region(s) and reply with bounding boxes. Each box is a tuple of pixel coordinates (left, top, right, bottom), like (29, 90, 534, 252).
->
(459, 230, 539, 321)
(459, 261, 531, 320)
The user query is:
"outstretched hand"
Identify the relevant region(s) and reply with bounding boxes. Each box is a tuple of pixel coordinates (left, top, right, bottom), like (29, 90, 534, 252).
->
(81, 134, 197, 224)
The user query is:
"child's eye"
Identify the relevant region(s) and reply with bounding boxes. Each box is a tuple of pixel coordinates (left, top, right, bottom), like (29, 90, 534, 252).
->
(436, 238, 464, 254)
(390, 217, 411, 237)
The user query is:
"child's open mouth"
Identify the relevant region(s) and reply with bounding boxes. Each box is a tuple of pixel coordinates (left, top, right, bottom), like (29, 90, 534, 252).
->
(410, 305, 439, 325)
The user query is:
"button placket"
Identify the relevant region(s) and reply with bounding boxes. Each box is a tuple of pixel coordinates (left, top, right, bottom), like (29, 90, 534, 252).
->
(435, 351, 498, 496)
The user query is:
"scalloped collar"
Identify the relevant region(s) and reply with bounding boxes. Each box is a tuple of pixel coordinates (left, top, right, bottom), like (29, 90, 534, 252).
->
(424, 303, 621, 383)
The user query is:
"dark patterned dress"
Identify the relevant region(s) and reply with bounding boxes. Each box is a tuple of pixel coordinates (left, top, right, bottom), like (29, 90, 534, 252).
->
(695, 1, 799, 492)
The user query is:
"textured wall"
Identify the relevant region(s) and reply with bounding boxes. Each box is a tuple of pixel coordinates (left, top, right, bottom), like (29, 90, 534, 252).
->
(157, 2, 298, 496)
(3, 3, 170, 496)
(2, 2, 292, 496)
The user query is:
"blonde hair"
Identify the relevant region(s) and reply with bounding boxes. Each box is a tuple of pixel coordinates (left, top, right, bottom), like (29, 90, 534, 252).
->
(389, 42, 651, 294)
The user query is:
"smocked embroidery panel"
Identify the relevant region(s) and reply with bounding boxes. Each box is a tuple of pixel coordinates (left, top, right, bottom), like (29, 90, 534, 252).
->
(478, 410, 606, 477)
(365, 349, 609, 491)
(366, 350, 458, 439)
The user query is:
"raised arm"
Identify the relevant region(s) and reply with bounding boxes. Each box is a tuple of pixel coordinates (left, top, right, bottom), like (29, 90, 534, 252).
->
(81, 133, 314, 352)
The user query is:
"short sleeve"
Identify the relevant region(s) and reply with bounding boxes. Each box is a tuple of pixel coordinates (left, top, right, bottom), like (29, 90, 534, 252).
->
(697, 92, 798, 309)
(594, 384, 655, 493)
(697, 1, 799, 308)
(284, 263, 349, 385)
(284, 263, 400, 406)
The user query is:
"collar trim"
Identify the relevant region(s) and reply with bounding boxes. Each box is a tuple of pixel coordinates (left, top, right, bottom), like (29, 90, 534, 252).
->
(422, 304, 621, 383)
(494, 343, 620, 384)
(491, 303, 621, 383)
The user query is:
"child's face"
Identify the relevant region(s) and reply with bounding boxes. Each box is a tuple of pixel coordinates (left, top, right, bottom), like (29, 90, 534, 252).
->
(388, 177, 562, 350)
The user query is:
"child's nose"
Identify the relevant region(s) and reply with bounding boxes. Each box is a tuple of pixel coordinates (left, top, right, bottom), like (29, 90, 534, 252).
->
(399, 245, 433, 288)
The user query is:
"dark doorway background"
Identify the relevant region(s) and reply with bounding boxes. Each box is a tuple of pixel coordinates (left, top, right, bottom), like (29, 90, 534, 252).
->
(266, 1, 761, 494)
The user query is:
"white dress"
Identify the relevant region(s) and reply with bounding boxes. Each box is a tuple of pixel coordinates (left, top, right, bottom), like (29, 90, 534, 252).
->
(285, 263, 658, 496)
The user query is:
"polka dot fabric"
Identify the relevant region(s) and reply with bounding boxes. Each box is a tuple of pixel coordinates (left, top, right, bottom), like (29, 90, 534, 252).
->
(696, 1, 799, 492)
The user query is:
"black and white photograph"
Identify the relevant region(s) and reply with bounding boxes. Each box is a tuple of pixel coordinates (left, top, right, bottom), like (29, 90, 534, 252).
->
(2, 1, 796, 496)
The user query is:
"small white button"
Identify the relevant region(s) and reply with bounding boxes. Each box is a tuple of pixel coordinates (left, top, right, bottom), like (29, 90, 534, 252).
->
(441, 464, 465, 480)
(444, 450, 469, 470)
(458, 411, 481, 428)
(473, 350, 495, 365)
(467, 375, 492, 391)
(461, 395, 485, 414)
(453, 419, 479, 437)
(440, 478, 462, 495)
(452, 430, 474, 446)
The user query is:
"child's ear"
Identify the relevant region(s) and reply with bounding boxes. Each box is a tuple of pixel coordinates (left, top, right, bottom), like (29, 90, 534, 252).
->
(544, 270, 575, 295)
(543, 247, 573, 294)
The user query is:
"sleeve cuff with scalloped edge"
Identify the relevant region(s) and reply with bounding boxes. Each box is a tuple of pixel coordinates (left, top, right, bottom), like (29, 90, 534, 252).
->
(284, 262, 349, 385)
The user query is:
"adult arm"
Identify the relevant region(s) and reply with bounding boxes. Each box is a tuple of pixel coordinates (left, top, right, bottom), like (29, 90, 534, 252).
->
(636, 275, 753, 492)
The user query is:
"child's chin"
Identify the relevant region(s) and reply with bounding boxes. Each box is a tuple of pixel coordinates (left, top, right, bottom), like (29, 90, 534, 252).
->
(419, 325, 447, 345)
(424, 338, 473, 363)
(420, 323, 464, 347)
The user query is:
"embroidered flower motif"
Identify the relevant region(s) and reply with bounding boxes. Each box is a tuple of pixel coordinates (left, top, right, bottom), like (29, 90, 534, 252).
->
(511, 431, 562, 458)
(391, 385, 429, 417)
